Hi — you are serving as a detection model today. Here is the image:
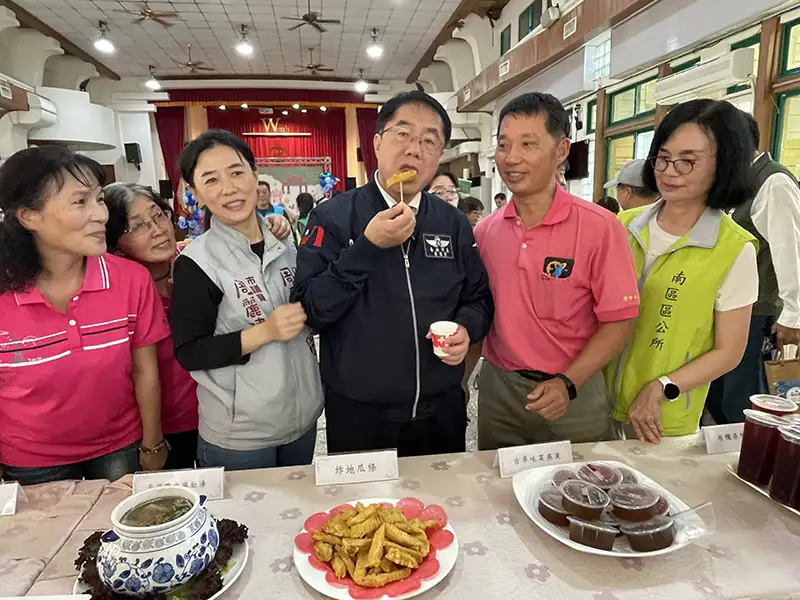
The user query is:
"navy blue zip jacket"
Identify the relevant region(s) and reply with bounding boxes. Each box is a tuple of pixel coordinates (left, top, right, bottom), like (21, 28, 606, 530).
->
(292, 180, 494, 416)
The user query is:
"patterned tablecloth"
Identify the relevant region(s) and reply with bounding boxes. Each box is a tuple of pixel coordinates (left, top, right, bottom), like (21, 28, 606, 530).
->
(24, 436, 800, 600)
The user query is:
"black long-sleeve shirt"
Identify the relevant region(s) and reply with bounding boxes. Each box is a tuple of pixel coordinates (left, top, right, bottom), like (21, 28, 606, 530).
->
(171, 242, 264, 371)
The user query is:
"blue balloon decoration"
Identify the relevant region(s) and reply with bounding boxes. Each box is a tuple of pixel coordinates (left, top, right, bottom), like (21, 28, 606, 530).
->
(180, 189, 207, 239)
(319, 171, 340, 194)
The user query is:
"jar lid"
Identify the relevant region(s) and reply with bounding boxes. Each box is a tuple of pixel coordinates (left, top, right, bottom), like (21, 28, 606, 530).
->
(538, 487, 568, 513)
(560, 479, 610, 509)
(552, 467, 579, 487)
(576, 462, 623, 488)
(778, 425, 800, 444)
(743, 409, 789, 428)
(751, 395, 798, 413)
(608, 483, 660, 510)
(567, 516, 619, 534)
(619, 515, 674, 536)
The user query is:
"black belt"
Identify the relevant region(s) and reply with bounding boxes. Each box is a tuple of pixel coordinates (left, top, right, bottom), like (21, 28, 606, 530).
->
(516, 369, 556, 383)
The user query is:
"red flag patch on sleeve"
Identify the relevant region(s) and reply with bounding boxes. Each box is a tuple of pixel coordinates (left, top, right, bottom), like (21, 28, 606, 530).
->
(301, 225, 325, 248)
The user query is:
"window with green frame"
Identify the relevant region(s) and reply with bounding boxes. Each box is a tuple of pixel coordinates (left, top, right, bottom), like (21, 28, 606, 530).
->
(608, 78, 657, 125)
(774, 90, 800, 179)
(728, 34, 760, 95)
(605, 129, 655, 194)
(587, 100, 597, 134)
(673, 57, 701, 73)
(500, 25, 512, 56)
(518, 1, 542, 42)
(780, 17, 800, 76)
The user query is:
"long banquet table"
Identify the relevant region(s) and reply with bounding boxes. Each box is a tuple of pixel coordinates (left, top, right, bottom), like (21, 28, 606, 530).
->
(10, 435, 800, 599)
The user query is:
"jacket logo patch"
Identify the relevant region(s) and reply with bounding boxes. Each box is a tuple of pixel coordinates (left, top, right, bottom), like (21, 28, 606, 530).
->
(301, 225, 325, 248)
(423, 234, 454, 259)
(543, 257, 574, 279)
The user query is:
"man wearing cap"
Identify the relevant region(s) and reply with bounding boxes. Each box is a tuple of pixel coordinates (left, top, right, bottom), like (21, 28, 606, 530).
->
(605, 159, 659, 210)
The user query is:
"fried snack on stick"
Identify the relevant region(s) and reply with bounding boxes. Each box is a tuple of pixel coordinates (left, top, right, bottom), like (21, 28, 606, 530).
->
(412, 531, 431, 557)
(335, 548, 356, 578)
(350, 515, 382, 539)
(386, 170, 417, 188)
(362, 568, 413, 588)
(331, 554, 347, 579)
(312, 532, 342, 546)
(348, 505, 377, 526)
(384, 541, 424, 563)
(379, 558, 396, 573)
(354, 548, 370, 584)
(384, 523, 424, 549)
(366, 524, 386, 568)
(314, 542, 333, 562)
(385, 546, 420, 569)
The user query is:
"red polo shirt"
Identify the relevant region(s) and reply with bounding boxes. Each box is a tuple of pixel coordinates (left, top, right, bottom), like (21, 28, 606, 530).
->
(474, 187, 639, 374)
(0, 255, 170, 468)
(159, 296, 198, 435)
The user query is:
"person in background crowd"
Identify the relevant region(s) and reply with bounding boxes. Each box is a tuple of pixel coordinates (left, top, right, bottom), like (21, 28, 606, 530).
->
(494, 192, 507, 209)
(256, 180, 285, 219)
(0, 146, 169, 484)
(295, 192, 315, 245)
(557, 159, 569, 189)
(469, 92, 639, 450)
(294, 91, 494, 457)
(604, 159, 659, 210)
(171, 130, 323, 470)
(459, 196, 485, 228)
(428, 170, 461, 207)
(706, 112, 800, 424)
(104, 184, 199, 469)
(597, 196, 621, 215)
(608, 100, 758, 444)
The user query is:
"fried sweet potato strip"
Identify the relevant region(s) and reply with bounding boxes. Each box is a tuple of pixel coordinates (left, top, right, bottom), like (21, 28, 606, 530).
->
(366, 524, 386, 568)
(314, 542, 333, 562)
(361, 568, 412, 588)
(385, 546, 420, 569)
(331, 554, 347, 579)
(384, 523, 424, 549)
(350, 515, 382, 539)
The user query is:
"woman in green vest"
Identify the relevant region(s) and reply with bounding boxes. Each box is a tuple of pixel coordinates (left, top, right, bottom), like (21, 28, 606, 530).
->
(608, 99, 759, 444)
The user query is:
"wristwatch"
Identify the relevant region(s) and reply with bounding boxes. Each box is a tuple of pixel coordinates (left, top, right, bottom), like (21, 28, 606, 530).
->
(658, 376, 681, 402)
(554, 373, 578, 401)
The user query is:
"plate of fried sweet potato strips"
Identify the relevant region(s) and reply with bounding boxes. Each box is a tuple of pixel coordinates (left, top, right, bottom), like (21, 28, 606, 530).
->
(293, 498, 458, 599)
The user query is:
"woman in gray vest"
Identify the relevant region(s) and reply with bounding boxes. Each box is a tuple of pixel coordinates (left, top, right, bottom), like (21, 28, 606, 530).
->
(171, 129, 323, 470)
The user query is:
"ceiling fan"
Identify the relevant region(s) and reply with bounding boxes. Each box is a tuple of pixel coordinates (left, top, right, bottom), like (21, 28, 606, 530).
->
(115, 1, 178, 27)
(175, 45, 214, 73)
(282, 0, 341, 33)
(294, 47, 334, 76)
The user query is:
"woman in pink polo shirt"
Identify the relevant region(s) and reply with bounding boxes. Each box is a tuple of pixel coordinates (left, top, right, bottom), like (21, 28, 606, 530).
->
(104, 183, 199, 469)
(0, 146, 170, 484)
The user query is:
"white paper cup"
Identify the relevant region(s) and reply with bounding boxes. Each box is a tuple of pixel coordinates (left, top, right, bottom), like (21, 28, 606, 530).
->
(430, 321, 458, 357)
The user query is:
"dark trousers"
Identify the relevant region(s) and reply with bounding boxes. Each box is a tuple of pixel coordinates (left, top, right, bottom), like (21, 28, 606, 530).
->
(1, 442, 140, 486)
(164, 429, 199, 470)
(706, 314, 772, 424)
(325, 387, 467, 458)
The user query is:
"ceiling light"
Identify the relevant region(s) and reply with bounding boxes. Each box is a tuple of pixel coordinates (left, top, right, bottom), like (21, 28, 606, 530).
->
(144, 66, 160, 91)
(235, 24, 254, 57)
(282, 110, 289, 116)
(292, 103, 300, 109)
(320, 106, 327, 112)
(301, 108, 307, 113)
(94, 21, 115, 54)
(366, 28, 383, 59)
(219, 105, 226, 110)
(241, 103, 248, 109)
(354, 69, 369, 93)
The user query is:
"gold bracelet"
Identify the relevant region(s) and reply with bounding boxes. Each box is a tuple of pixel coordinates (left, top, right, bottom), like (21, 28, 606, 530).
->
(140, 439, 171, 454)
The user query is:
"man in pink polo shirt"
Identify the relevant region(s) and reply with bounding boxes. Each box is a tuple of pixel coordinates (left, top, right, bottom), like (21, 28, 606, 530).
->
(471, 92, 640, 449)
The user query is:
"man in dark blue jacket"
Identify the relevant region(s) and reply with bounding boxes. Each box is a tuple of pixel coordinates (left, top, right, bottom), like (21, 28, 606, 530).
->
(293, 91, 494, 457)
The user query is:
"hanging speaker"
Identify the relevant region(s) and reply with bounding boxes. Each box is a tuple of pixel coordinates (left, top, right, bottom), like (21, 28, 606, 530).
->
(345, 177, 357, 190)
(158, 180, 173, 200)
(124, 143, 142, 170)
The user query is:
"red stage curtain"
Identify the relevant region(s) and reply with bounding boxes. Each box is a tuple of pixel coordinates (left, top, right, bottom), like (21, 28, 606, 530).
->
(356, 107, 379, 180)
(207, 108, 347, 186)
(153, 106, 185, 209)
(168, 89, 364, 105)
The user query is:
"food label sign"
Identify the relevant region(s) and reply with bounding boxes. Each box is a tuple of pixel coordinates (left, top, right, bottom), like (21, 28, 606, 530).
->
(315, 450, 399, 486)
(495, 440, 573, 478)
(132, 467, 225, 500)
(703, 423, 745, 455)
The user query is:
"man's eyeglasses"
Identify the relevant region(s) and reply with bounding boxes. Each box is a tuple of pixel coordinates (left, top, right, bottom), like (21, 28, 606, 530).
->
(650, 156, 699, 176)
(382, 126, 444, 156)
(126, 209, 170, 236)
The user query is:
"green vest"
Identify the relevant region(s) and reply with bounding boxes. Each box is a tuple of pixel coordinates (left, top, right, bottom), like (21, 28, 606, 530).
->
(607, 201, 757, 436)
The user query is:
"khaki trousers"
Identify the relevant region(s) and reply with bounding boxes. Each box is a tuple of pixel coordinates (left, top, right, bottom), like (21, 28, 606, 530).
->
(477, 361, 614, 451)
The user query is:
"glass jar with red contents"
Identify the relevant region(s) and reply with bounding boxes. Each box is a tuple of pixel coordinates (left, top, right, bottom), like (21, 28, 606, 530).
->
(737, 409, 788, 486)
(769, 426, 800, 506)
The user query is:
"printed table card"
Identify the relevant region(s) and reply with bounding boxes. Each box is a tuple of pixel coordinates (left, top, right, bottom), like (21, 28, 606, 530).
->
(132, 467, 225, 500)
(315, 450, 399, 486)
(0, 481, 27, 516)
(703, 423, 745, 455)
(496, 440, 573, 479)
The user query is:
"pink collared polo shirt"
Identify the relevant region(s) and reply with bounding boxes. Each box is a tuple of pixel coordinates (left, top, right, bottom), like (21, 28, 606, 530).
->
(0, 254, 170, 468)
(474, 186, 640, 375)
(158, 296, 198, 435)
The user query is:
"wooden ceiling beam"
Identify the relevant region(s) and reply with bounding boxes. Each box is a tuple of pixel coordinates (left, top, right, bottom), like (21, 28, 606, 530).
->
(0, 0, 119, 81)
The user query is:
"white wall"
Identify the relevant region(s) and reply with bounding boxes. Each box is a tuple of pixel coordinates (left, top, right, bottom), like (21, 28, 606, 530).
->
(494, 0, 585, 58)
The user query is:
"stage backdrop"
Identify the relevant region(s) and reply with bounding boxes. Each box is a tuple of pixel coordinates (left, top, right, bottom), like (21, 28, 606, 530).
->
(207, 107, 347, 206)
